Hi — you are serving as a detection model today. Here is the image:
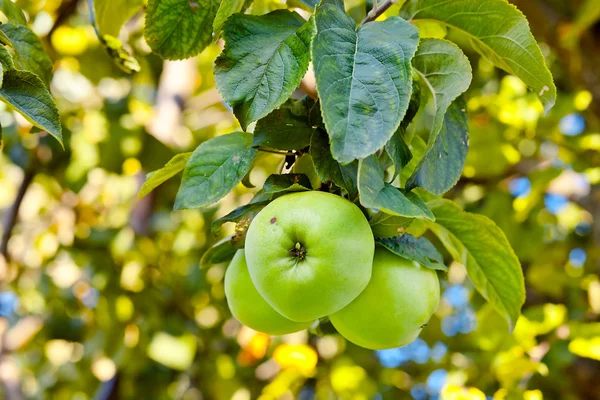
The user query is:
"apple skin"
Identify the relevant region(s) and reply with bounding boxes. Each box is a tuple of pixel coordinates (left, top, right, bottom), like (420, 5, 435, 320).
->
(224, 250, 313, 335)
(329, 247, 440, 350)
(244, 191, 374, 322)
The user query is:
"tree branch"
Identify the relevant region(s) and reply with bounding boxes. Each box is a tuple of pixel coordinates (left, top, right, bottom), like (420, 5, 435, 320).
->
(361, 0, 396, 25)
(1, 170, 35, 262)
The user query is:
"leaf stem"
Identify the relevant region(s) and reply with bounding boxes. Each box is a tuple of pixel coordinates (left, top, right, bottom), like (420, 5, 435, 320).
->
(255, 147, 295, 156)
(361, 0, 396, 25)
(1, 170, 35, 262)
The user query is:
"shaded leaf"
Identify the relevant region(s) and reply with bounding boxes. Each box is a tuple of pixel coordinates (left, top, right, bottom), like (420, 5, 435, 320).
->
(95, 0, 144, 36)
(376, 234, 447, 271)
(139, 152, 192, 198)
(407, 96, 469, 195)
(0, 69, 62, 145)
(0, 45, 15, 69)
(262, 174, 312, 194)
(174, 132, 256, 210)
(310, 128, 358, 199)
(145, 0, 219, 60)
(1, 24, 53, 86)
(0, 0, 26, 25)
(253, 98, 315, 150)
(369, 212, 413, 238)
(357, 153, 433, 219)
(215, 10, 314, 130)
(312, 0, 419, 164)
(427, 199, 525, 330)
(211, 201, 269, 237)
(200, 236, 238, 268)
(401, 0, 556, 113)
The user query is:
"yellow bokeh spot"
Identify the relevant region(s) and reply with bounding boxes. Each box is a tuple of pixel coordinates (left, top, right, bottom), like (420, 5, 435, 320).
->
(51, 26, 89, 55)
(441, 385, 486, 400)
(524, 390, 544, 400)
(92, 357, 117, 382)
(122, 158, 142, 176)
(569, 337, 600, 361)
(331, 364, 367, 392)
(574, 90, 593, 111)
(273, 344, 318, 375)
(580, 134, 600, 150)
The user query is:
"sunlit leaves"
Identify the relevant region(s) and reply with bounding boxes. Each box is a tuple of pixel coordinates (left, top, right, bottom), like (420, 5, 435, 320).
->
(215, 10, 314, 130)
(0, 70, 62, 145)
(376, 234, 447, 271)
(94, 0, 144, 36)
(145, 0, 219, 60)
(407, 96, 469, 195)
(401, 0, 556, 113)
(175, 133, 256, 210)
(312, 0, 419, 164)
(213, 0, 251, 39)
(0, 0, 26, 25)
(139, 152, 192, 198)
(1, 24, 54, 86)
(358, 154, 433, 220)
(427, 199, 525, 330)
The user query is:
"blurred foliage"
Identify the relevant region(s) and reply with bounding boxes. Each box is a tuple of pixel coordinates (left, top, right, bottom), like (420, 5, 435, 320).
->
(0, 0, 599, 399)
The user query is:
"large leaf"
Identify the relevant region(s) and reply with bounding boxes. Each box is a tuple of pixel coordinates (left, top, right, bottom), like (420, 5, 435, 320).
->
(174, 132, 256, 210)
(139, 152, 192, 198)
(401, 0, 556, 113)
(95, 0, 144, 36)
(262, 174, 312, 195)
(0, 24, 53, 87)
(358, 153, 433, 220)
(145, 0, 219, 60)
(214, 10, 314, 130)
(253, 98, 315, 151)
(427, 199, 525, 330)
(0, 0, 26, 25)
(213, 0, 252, 39)
(412, 39, 471, 155)
(0, 69, 62, 145)
(376, 234, 447, 271)
(211, 201, 269, 237)
(310, 128, 358, 199)
(407, 96, 469, 195)
(312, 0, 419, 164)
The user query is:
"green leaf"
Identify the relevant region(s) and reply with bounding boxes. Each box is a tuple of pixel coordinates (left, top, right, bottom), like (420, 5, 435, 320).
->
(0, 0, 26, 25)
(262, 174, 312, 194)
(0, 24, 53, 87)
(369, 212, 413, 238)
(0, 45, 15, 69)
(145, 0, 219, 60)
(310, 128, 358, 199)
(200, 236, 238, 268)
(211, 201, 269, 237)
(312, 0, 419, 164)
(411, 38, 471, 159)
(401, 0, 556, 113)
(253, 98, 314, 151)
(385, 130, 412, 182)
(94, 0, 144, 36)
(407, 96, 469, 195)
(288, 0, 319, 10)
(139, 152, 192, 198)
(376, 234, 447, 271)
(213, 0, 252, 39)
(101, 35, 140, 74)
(0, 69, 62, 145)
(358, 153, 434, 220)
(215, 10, 314, 130)
(426, 199, 525, 330)
(174, 132, 256, 210)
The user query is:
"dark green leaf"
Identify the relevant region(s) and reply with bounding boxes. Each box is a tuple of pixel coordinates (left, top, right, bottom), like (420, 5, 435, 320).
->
(94, 0, 144, 36)
(401, 0, 556, 113)
(211, 201, 269, 237)
(200, 236, 237, 268)
(174, 132, 256, 210)
(139, 153, 192, 198)
(0, 24, 53, 87)
(385, 129, 412, 182)
(213, 0, 252, 39)
(357, 154, 434, 219)
(376, 234, 447, 271)
(215, 10, 315, 130)
(0, 45, 15, 69)
(262, 174, 312, 194)
(0, 69, 62, 145)
(427, 199, 525, 330)
(253, 98, 315, 151)
(312, 0, 419, 164)
(407, 96, 469, 195)
(145, 0, 219, 60)
(369, 212, 413, 238)
(310, 129, 358, 199)
(0, 0, 26, 25)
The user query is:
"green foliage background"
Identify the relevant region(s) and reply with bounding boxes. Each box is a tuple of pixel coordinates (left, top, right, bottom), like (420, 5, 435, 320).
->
(0, 0, 599, 399)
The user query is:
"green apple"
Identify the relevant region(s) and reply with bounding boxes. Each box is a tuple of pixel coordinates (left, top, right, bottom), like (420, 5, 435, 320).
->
(245, 191, 374, 322)
(224, 250, 313, 335)
(330, 247, 440, 350)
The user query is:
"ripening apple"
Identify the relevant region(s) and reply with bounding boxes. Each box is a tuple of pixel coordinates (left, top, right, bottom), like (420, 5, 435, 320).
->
(244, 191, 374, 322)
(224, 250, 313, 335)
(329, 247, 440, 350)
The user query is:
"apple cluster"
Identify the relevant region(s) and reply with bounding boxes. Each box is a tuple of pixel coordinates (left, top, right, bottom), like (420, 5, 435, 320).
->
(225, 191, 440, 350)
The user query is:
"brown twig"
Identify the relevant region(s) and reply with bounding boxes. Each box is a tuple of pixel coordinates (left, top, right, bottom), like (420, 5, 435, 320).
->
(1, 171, 35, 262)
(361, 0, 396, 25)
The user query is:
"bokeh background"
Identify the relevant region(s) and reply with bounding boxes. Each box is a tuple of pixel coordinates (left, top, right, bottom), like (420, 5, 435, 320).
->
(0, 0, 599, 399)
